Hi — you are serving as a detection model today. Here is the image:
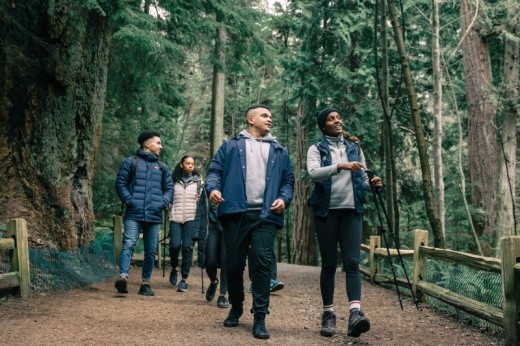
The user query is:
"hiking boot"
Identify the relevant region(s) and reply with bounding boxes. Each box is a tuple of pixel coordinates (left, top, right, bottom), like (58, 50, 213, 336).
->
(115, 277, 128, 294)
(320, 311, 336, 337)
(347, 308, 370, 337)
(217, 295, 229, 308)
(169, 270, 178, 286)
(138, 283, 155, 296)
(223, 305, 243, 327)
(270, 279, 284, 293)
(177, 279, 188, 292)
(253, 313, 270, 339)
(206, 279, 218, 301)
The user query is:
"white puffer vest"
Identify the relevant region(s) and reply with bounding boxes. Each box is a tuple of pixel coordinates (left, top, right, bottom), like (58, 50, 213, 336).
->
(169, 175, 203, 224)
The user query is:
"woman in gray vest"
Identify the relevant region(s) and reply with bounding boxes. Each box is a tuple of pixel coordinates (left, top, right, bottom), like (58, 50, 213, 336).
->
(168, 155, 204, 292)
(307, 108, 382, 338)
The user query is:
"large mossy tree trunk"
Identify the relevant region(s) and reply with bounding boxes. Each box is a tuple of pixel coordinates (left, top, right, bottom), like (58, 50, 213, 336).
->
(460, 0, 498, 255)
(0, 2, 113, 250)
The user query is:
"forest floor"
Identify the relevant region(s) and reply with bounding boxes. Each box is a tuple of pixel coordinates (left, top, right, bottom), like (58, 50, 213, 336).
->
(0, 262, 504, 345)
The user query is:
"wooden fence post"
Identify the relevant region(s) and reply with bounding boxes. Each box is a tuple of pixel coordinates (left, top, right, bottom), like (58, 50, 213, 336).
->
(500, 236, 520, 345)
(412, 230, 428, 302)
(113, 216, 123, 268)
(7, 218, 30, 298)
(369, 236, 381, 283)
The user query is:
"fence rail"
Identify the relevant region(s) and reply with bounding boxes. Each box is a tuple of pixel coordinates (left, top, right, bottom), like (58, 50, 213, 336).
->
(360, 230, 520, 345)
(0, 219, 31, 298)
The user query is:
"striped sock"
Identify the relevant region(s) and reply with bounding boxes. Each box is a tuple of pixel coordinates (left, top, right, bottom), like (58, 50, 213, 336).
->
(323, 304, 334, 312)
(349, 301, 361, 311)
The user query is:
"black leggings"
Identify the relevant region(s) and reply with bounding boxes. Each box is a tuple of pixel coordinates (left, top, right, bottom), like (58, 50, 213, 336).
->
(205, 222, 228, 295)
(315, 209, 362, 306)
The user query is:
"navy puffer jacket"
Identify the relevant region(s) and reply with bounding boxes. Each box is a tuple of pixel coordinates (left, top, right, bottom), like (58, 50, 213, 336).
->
(115, 149, 174, 223)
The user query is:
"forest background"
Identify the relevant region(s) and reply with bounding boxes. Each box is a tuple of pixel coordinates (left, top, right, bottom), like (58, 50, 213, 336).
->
(0, 0, 518, 264)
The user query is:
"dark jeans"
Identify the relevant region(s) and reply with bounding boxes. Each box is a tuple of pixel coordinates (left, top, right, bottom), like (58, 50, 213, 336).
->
(315, 209, 362, 306)
(221, 211, 276, 315)
(205, 222, 228, 295)
(169, 221, 196, 279)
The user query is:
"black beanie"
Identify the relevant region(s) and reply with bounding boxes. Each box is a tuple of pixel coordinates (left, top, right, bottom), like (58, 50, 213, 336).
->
(316, 108, 338, 131)
(137, 130, 160, 146)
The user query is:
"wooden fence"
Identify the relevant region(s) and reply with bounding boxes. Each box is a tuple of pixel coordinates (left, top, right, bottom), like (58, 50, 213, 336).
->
(0, 219, 31, 298)
(360, 230, 520, 345)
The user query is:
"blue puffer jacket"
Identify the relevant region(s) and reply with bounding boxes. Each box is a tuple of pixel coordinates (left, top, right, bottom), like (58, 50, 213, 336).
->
(115, 149, 174, 223)
(206, 135, 294, 229)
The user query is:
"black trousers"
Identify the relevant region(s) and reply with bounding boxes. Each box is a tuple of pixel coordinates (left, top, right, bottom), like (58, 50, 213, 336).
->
(221, 211, 277, 315)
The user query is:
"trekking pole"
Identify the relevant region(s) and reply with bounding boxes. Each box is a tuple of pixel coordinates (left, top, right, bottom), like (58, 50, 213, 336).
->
(365, 170, 420, 310)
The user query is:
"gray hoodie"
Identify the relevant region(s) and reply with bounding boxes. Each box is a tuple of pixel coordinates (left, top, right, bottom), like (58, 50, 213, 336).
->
(240, 129, 278, 209)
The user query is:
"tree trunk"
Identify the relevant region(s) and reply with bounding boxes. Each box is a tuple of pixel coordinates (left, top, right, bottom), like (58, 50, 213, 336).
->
(0, 1, 113, 249)
(291, 101, 317, 265)
(431, 0, 446, 239)
(379, 0, 400, 241)
(210, 21, 227, 156)
(495, 5, 519, 245)
(386, 0, 444, 248)
(460, 0, 498, 255)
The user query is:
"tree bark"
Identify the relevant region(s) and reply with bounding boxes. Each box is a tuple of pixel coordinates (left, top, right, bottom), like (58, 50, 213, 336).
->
(460, 0, 498, 255)
(431, 0, 446, 239)
(290, 100, 317, 265)
(0, 1, 112, 249)
(495, 4, 519, 245)
(386, 0, 444, 248)
(210, 20, 227, 156)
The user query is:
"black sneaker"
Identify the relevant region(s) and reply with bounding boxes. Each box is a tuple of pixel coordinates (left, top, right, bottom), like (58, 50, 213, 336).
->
(320, 311, 336, 337)
(206, 279, 218, 301)
(138, 283, 155, 296)
(115, 277, 128, 294)
(223, 305, 243, 327)
(253, 314, 270, 339)
(169, 270, 178, 286)
(217, 295, 229, 308)
(347, 308, 370, 337)
(177, 279, 188, 292)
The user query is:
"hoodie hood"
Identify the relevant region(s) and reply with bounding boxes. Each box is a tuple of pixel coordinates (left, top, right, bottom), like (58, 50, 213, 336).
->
(239, 129, 278, 143)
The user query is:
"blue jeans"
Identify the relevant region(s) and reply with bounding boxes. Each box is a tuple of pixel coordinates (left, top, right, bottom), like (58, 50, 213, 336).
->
(169, 221, 197, 279)
(119, 219, 160, 282)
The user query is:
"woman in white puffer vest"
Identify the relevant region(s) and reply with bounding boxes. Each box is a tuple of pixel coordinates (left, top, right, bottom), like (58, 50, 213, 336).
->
(168, 154, 204, 293)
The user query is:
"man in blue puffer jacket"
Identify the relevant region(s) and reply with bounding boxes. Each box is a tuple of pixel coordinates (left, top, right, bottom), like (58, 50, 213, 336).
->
(115, 131, 174, 296)
(206, 104, 294, 340)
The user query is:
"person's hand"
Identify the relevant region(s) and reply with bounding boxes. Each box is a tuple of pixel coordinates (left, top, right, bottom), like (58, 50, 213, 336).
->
(270, 199, 286, 214)
(210, 190, 225, 206)
(371, 176, 383, 189)
(337, 161, 366, 172)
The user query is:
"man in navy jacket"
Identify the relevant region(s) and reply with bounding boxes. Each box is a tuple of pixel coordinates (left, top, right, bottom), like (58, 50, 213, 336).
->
(206, 105, 294, 340)
(115, 130, 174, 296)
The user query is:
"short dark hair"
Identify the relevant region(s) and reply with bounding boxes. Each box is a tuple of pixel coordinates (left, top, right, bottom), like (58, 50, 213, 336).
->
(244, 104, 271, 118)
(137, 131, 161, 147)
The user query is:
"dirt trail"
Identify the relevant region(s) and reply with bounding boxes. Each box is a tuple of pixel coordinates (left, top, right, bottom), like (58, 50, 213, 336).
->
(0, 263, 503, 345)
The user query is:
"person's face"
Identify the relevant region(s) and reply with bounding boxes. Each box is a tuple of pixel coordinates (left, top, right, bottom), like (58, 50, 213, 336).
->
(247, 107, 272, 137)
(143, 136, 162, 156)
(322, 112, 343, 137)
(180, 157, 195, 174)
